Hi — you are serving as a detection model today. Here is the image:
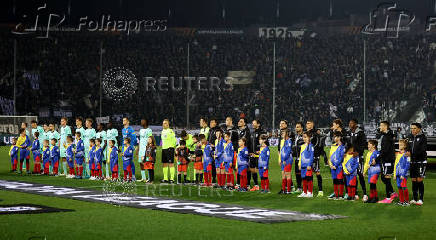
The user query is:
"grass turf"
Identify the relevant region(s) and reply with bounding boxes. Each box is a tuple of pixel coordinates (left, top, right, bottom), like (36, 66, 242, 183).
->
(0, 146, 435, 240)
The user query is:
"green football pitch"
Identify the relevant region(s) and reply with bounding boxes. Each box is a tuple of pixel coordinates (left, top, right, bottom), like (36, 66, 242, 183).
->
(0, 145, 435, 240)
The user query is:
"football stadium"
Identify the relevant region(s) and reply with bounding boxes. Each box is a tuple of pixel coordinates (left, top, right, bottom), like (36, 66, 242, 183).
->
(1, 0, 436, 239)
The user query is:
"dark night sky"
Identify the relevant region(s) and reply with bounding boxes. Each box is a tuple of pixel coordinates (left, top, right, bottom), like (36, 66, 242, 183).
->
(0, 0, 433, 27)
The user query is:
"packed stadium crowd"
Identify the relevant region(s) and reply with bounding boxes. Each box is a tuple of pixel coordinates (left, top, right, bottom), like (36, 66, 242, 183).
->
(9, 115, 427, 206)
(1, 32, 435, 127)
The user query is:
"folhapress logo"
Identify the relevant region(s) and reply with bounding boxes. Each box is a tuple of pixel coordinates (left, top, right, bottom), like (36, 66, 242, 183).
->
(362, 2, 415, 38)
(12, 3, 167, 38)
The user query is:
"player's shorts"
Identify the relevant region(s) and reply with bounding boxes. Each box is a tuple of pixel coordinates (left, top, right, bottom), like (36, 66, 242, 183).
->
(89, 161, 95, 170)
(123, 160, 131, 170)
(301, 168, 313, 178)
(357, 156, 364, 175)
(259, 168, 269, 178)
(215, 159, 222, 169)
(368, 173, 379, 184)
(75, 157, 84, 165)
(19, 149, 30, 160)
(178, 164, 187, 172)
(204, 163, 212, 172)
(161, 148, 175, 164)
(312, 156, 321, 172)
(249, 157, 258, 169)
(224, 162, 233, 173)
(66, 157, 74, 168)
(144, 161, 154, 170)
(84, 146, 90, 158)
(111, 164, 119, 173)
(238, 166, 247, 175)
(382, 162, 393, 176)
(60, 145, 66, 158)
(194, 162, 203, 171)
(281, 162, 292, 172)
(396, 177, 407, 188)
(331, 167, 343, 180)
(346, 175, 357, 186)
(410, 161, 426, 178)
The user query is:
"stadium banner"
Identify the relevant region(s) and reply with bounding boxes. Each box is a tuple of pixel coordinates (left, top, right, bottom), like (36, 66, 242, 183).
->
(0, 97, 14, 115)
(196, 29, 244, 35)
(258, 27, 305, 39)
(0, 180, 346, 223)
(96, 116, 110, 124)
(226, 71, 255, 85)
(1, 134, 16, 145)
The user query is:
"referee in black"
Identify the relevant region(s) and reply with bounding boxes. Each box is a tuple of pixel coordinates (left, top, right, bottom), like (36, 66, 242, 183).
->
(408, 122, 427, 205)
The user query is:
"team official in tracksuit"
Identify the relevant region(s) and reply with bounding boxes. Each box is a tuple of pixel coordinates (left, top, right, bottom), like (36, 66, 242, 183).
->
(347, 119, 368, 200)
(408, 122, 426, 205)
(250, 119, 267, 191)
(376, 121, 396, 203)
(306, 120, 324, 197)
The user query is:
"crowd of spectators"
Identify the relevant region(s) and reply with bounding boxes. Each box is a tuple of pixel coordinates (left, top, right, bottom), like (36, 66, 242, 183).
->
(0, 30, 434, 128)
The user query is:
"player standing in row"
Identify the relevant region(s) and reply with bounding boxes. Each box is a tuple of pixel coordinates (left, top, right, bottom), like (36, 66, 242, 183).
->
(306, 120, 324, 197)
(122, 117, 137, 181)
(83, 118, 96, 178)
(292, 122, 304, 193)
(377, 121, 397, 203)
(16, 128, 31, 174)
(347, 119, 368, 201)
(59, 117, 72, 177)
(250, 119, 266, 191)
(208, 118, 219, 183)
(106, 122, 118, 177)
(408, 123, 426, 205)
(138, 119, 152, 182)
(161, 119, 177, 183)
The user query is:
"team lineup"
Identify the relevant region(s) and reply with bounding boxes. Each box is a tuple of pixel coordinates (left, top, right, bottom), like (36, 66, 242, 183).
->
(8, 116, 427, 206)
